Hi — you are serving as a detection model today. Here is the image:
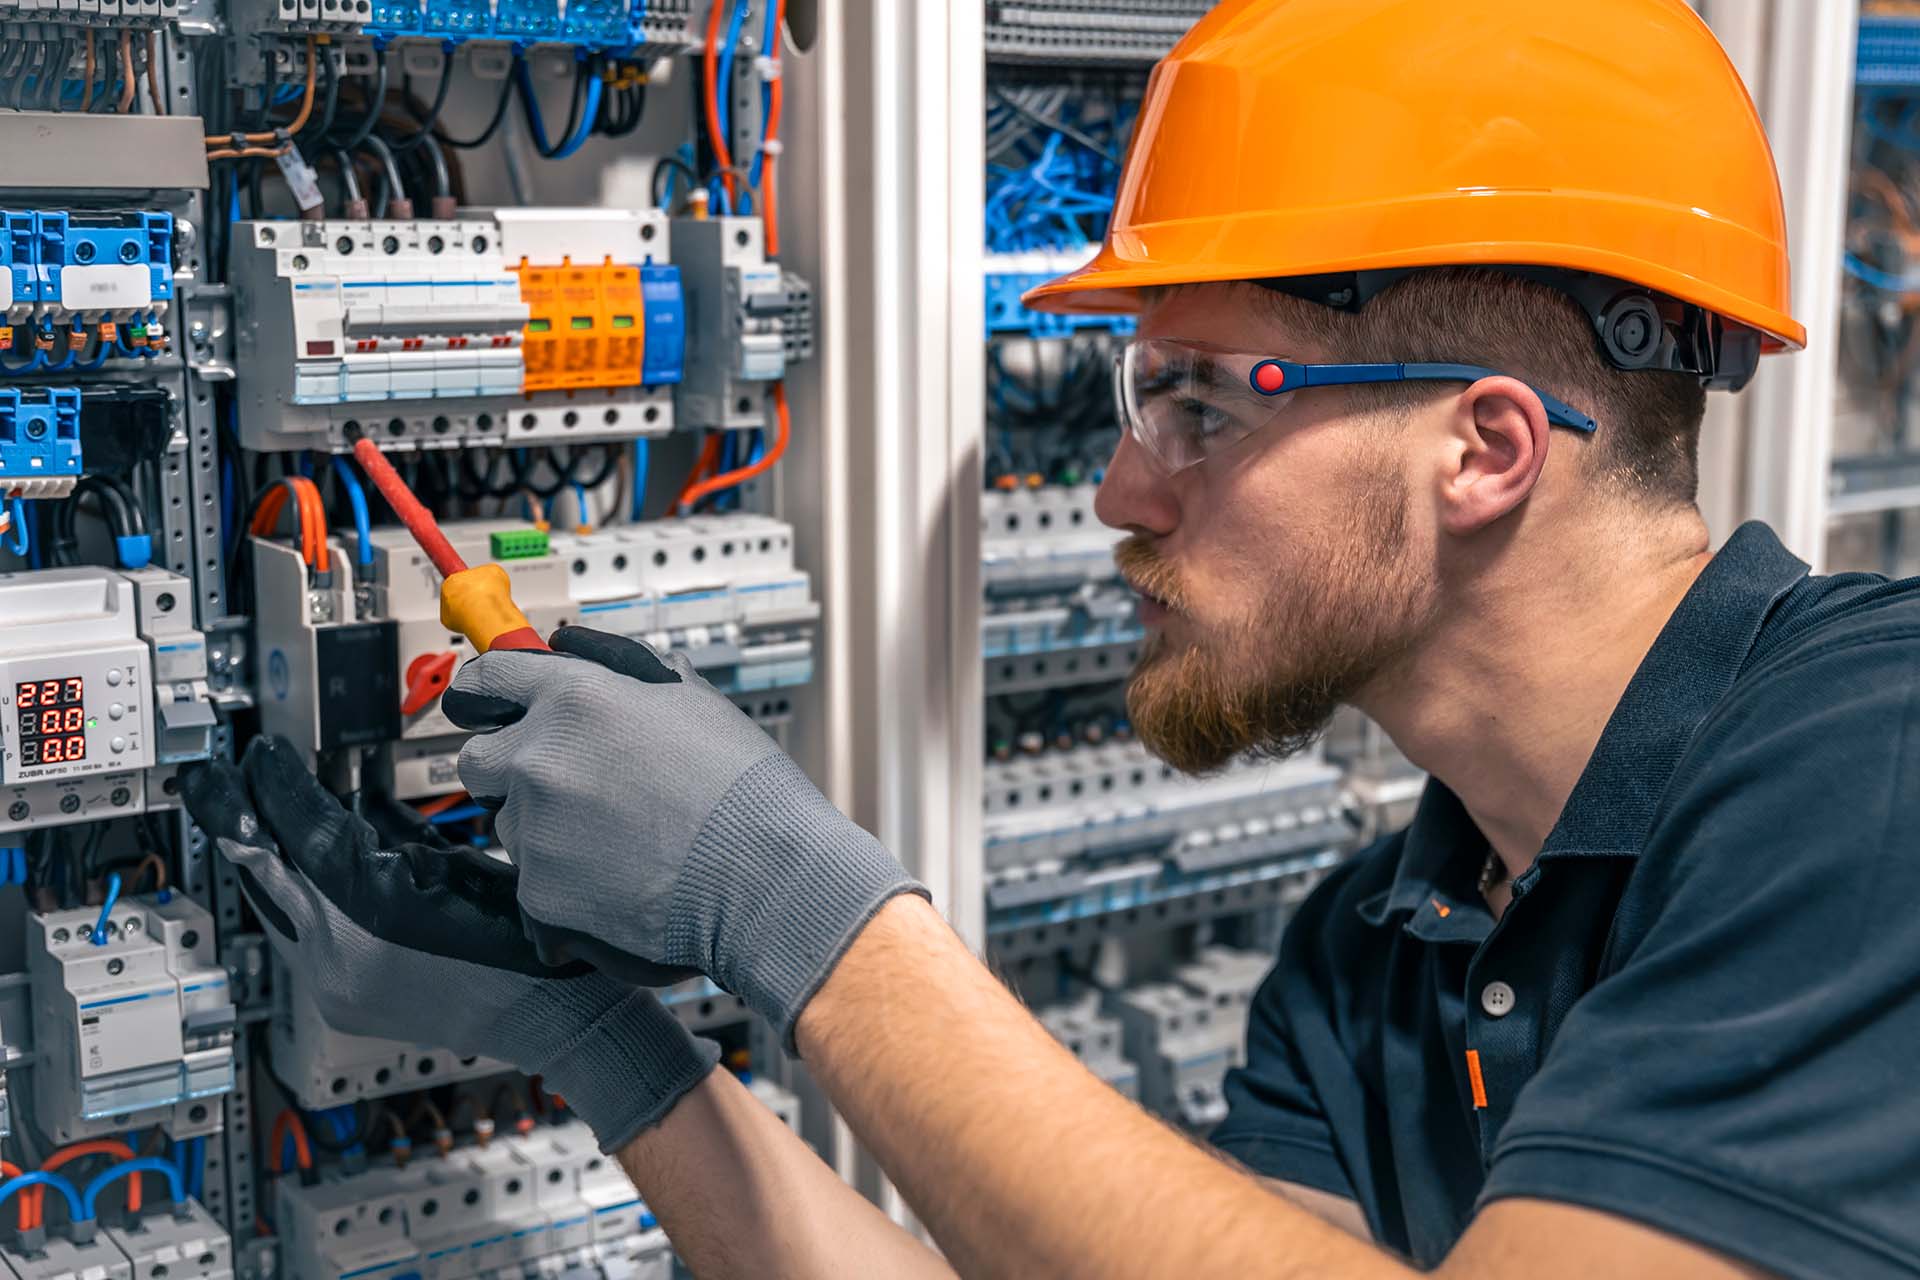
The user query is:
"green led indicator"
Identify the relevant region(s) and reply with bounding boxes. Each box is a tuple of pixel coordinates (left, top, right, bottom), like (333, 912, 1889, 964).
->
(86, 717, 97, 728)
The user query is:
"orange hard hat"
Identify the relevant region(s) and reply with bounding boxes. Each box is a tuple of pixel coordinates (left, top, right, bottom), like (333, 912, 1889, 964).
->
(1024, 0, 1805, 375)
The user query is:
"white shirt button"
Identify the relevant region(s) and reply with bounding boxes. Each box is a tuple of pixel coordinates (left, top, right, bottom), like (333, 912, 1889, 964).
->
(1481, 981, 1516, 1018)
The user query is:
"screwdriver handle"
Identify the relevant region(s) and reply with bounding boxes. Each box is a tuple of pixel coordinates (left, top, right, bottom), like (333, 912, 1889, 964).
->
(440, 564, 551, 654)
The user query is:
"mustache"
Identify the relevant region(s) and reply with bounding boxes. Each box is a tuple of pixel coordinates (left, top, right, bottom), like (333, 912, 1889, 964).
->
(1114, 535, 1189, 612)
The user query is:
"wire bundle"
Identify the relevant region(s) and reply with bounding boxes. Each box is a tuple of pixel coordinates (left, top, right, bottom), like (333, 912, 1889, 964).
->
(984, 81, 1135, 254)
(248, 474, 331, 577)
(0, 29, 166, 115)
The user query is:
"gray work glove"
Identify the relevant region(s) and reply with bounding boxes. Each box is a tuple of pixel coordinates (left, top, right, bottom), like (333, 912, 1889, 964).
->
(443, 626, 927, 1050)
(180, 737, 719, 1152)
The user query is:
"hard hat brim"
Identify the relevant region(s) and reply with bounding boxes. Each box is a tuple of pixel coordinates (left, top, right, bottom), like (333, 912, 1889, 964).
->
(1022, 190, 1807, 353)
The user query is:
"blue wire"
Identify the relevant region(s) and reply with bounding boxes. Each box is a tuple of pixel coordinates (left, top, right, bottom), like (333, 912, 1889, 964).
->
(631, 439, 649, 521)
(26, 501, 42, 569)
(186, 1138, 204, 1202)
(515, 56, 602, 160)
(1844, 251, 1920, 293)
(81, 1158, 184, 1220)
(90, 872, 122, 946)
(428, 804, 487, 826)
(711, 0, 751, 212)
(570, 480, 589, 526)
(5, 495, 28, 557)
(330, 457, 373, 567)
(0, 846, 18, 885)
(0, 1172, 85, 1224)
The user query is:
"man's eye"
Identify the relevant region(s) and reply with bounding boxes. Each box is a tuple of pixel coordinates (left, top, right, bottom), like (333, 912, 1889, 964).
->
(1176, 397, 1242, 439)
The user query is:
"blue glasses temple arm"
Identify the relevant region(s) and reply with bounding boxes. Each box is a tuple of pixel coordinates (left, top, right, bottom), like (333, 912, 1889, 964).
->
(1266, 360, 1599, 434)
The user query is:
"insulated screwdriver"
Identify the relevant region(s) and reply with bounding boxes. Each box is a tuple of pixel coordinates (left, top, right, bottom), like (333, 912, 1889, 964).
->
(347, 434, 550, 654)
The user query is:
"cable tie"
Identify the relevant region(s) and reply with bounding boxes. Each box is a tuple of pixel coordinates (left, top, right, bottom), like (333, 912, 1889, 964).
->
(754, 54, 779, 80)
(760, 138, 784, 157)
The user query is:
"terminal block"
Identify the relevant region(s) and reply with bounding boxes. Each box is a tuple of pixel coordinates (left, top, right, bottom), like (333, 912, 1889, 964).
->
(230, 211, 681, 450)
(0, 211, 174, 331)
(984, 249, 1135, 339)
(0, 387, 83, 500)
(674, 216, 813, 433)
(25, 894, 237, 1144)
(0, 568, 213, 836)
(275, 1120, 672, 1279)
(984, 0, 1214, 65)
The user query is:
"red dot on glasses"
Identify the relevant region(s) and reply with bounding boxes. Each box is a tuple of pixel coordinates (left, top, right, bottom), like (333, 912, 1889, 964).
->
(1252, 362, 1287, 394)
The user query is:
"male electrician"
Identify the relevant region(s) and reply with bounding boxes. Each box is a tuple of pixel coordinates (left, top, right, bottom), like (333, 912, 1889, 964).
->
(185, 2, 1920, 1277)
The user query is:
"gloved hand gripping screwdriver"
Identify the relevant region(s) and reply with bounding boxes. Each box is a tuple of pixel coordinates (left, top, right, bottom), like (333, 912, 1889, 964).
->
(348, 433, 550, 654)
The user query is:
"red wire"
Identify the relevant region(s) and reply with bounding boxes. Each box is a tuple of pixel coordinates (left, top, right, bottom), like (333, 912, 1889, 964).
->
(704, 1, 736, 205)
(269, 1110, 314, 1173)
(679, 384, 792, 512)
(763, 0, 786, 255)
(675, 433, 722, 510)
(351, 437, 467, 579)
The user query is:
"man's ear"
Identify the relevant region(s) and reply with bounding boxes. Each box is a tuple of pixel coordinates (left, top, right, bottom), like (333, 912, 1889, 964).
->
(1437, 376, 1551, 535)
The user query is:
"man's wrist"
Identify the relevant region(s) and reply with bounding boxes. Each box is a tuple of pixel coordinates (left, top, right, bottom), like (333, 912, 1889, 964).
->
(795, 893, 951, 1060)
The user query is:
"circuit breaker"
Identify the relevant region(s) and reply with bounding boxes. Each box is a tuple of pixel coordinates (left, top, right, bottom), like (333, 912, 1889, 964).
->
(25, 894, 236, 1143)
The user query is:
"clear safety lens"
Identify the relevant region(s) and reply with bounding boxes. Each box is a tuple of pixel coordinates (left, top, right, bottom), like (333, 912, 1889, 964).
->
(1113, 338, 1290, 474)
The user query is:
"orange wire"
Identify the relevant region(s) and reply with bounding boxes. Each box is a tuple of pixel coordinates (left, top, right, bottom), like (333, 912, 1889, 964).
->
(249, 485, 301, 562)
(0, 1160, 24, 1233)
(27, 1140, 138, 1230)
(704, 2, 736, 204)
(294, 477, 329, 575)
(414, 791, 470, 817)
(269, 1110, 314, 1173)
(675, 433, 722, 509)
(679, 383, 791, 511)
(207, 36, 316, 145)
(81, 31, 95, 113)
(117, 34, 136, 113)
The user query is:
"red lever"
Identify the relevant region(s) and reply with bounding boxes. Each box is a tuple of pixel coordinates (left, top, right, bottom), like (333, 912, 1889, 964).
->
(402, 651, 458, 716)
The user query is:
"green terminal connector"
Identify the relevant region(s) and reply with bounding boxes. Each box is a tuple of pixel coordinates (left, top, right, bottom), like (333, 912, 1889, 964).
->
(489, 528, 550, 562)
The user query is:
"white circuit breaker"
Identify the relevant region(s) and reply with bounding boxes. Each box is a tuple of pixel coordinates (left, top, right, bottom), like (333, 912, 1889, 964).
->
(229, 209, 683, 452)
(0, 567, 214, 836)
(276, 1120, 671, 1280)
(268, 966, 505, 1109)
(25, 894, 236, 1143)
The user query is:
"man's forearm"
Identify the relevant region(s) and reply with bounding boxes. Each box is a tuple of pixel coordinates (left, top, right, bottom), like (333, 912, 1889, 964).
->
(616, 1063, 956, 1279)
(796, 895, 1408, 1280)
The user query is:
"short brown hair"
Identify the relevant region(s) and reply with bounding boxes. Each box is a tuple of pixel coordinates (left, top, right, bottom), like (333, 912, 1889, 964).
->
(1253, 268, 1708, 508)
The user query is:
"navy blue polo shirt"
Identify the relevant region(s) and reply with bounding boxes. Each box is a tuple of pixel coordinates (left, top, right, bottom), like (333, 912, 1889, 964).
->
(1212, 523, 1920, 1278)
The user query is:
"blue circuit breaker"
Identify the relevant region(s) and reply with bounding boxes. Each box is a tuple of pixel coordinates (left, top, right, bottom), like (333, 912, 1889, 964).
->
(0, 387, 83, 484)
(36, 212, 174, 316)
(563, 0, 643, 49)
(641, 262, 686, 386)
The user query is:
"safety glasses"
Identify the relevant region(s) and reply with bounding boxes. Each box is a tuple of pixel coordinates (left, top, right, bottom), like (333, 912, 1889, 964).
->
(1111, 338, 1599, 475)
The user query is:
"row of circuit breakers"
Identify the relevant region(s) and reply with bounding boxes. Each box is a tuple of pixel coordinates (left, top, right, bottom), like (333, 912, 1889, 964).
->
(0, 188, 820, 1276)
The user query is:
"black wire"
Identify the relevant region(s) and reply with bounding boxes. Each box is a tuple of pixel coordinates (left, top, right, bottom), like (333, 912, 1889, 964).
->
(254, 44, 281, 131)
(441, 64, 515, 148)
(415, 133, 451, 201)
(650, 154, 700, 208)
(43, 37, 73, 113)
(458, 448, 519, 500)
(563, 443, 618, 490)
(331, 44, 387, 153)
(508, 449, 568, 500)
(332, 148, 364, 208)
(303, 50, 340, 143)
(987, 83, 1122, 166)
(11, 43, 42, 112)
(387, 51, 454, 152)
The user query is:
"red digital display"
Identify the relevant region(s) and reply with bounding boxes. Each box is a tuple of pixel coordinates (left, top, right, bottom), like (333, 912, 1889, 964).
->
(15, 677, 85, 766)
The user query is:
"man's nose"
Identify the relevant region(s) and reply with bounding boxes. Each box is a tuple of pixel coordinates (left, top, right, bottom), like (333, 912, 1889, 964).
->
(1094, 428, 1178, 537)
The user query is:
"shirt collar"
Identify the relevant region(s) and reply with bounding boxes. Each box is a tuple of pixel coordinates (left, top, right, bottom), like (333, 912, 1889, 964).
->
(1356, 521, 1809, 932)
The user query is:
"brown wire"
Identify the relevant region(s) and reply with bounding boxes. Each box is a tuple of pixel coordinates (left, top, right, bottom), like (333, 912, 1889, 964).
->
(116, 33, 135, 114)
(207, 36, 316, 145)
(81, 30, 95, 113)
(143, 31, 165, 116)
